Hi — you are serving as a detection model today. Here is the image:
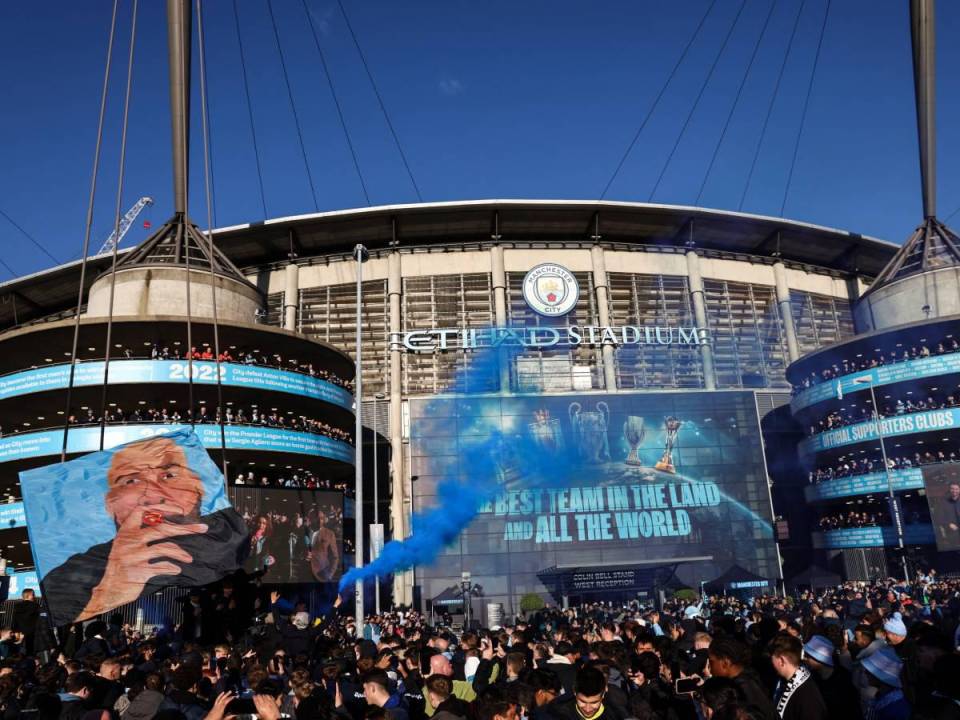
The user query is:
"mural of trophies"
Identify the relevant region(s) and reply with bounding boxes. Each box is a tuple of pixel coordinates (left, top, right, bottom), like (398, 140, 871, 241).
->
(654, 416, 683, 474)
(622, 416, 645, 466)
(569, 401, 611, 463)
(529, 409, 564, 454)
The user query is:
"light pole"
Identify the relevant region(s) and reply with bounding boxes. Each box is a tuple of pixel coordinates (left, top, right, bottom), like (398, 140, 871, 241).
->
(373, 391, 385, 614)
(853, 376, 910, 582)
(353, 243, 368, 637)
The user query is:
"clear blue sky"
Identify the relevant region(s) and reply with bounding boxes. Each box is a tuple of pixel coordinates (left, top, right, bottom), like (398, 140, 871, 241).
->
(0, 0, 958, 278)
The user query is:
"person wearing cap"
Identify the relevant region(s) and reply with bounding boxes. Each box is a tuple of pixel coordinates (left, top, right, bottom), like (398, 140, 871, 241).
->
(881, 611, 921, 706)
(768, 633, 827, 720)
(802, 635, 861, 720)
(860, 646, 910, 720)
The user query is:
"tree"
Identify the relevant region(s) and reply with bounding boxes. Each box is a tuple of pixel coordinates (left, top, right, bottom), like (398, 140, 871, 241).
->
(520, 593, 545, 614)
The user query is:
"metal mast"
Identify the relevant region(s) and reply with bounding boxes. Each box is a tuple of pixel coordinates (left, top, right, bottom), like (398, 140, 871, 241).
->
(911, 0, 936, 219)
(168, 0, 191, 218)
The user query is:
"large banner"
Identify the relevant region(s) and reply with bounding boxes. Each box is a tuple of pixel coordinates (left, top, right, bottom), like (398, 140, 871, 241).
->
(410, 391, 778, 605)
(0, 424, 354, 465)
(229, 488, 343, 583)
(20, 429, 249, 625)
(0, 360, 353, 410)
(922, 463, 960, 551)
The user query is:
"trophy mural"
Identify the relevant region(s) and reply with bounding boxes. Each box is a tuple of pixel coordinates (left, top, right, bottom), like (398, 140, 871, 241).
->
(529, 409, 564, 453)
(622, 416, 645, 466)
(654, 416, 683, 474)
(569, 401, 611, 463)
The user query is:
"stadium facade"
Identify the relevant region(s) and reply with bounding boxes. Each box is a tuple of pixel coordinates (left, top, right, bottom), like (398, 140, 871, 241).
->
(0, 199, 911, 614)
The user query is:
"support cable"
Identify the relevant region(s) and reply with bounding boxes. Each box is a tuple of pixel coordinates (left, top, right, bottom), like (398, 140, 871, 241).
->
(0, 209, 60, 265)
(266, 0, 320, 212)
(200, 0, 218, 226)
(945, 205, 960, 222)
(231, 0, 268, 218)
(599, 0, 719, 200)
(60, 0, 120, 462)
(181, 1, 195, 430)
(197, 0, 229, 478)
(696, 0, 779, 205)
(738, 0, 807, 211)
(300, 0, 370, 205)
(336, 0, 423, 201)
(779, 0, 832, 216)
(649, 0, 749, 202)
(98, 0, 139, 452)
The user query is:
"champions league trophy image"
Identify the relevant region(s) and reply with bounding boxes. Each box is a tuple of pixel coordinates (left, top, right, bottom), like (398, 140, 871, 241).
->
(622, 416, 645, 466)
(529, 409, 564, 453)
(569, 401, 611, 463)
(654, 416, 683, 474)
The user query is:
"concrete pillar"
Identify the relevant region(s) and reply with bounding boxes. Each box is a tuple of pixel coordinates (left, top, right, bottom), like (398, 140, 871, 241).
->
(773, 261, 800, 362)
(685, 251, 716, 390)
(283, 262, 299, 331)
(591, 246, 618, 391)
(491, 246, 512, 392)
(387, 251, 412, 606)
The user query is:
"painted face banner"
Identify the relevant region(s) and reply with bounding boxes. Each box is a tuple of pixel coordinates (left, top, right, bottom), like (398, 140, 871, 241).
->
(20, 429, 249, 625)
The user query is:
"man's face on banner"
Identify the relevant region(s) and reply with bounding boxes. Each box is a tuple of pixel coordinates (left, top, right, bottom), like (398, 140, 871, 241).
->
(949, 483, 960, 502)
(105, 437, 203, 526)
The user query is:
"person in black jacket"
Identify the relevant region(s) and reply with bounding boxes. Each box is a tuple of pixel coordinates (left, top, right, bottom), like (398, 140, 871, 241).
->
(801, 635, 862, 720)
(10, 588, 40, 656)
(768, 634, 827, 720)
(707, 636, 777, 720)
(542, 664, 625, 720)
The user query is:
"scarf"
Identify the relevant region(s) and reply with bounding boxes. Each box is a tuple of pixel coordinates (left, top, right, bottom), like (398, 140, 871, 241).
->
(775, 666, 811, 718)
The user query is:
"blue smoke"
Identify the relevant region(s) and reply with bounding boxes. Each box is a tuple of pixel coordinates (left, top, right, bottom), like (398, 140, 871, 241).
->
(339, 344, 579, 592)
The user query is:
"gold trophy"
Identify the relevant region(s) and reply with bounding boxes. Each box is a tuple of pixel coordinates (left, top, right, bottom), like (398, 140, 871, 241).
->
(654, 416, 683, 474)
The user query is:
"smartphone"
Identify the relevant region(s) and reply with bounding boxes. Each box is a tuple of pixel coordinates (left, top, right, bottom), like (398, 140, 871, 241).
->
(675, 677, 701, 695)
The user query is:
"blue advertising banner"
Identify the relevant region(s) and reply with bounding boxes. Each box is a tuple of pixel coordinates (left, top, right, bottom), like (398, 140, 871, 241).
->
(799, 408, 959, 457)
(0, 360, 353, 411)
(6, 570, 39, 596)
(20, 429, 249, 624)
(792, 354, 960, 412)
(813, 523, 935, 549)
(804, 468, 925, 502)
(0, 502, 25, 529)
(0, 424, 354, 465)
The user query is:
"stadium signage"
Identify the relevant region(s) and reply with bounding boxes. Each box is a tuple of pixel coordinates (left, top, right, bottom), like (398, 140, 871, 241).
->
(392, 325, 705, 353)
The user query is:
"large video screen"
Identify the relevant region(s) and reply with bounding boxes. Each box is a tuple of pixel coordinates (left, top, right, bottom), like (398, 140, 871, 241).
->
(922, 464, 960, 551)
(410, 391, 778, 609)
(229, 488, 343, 583)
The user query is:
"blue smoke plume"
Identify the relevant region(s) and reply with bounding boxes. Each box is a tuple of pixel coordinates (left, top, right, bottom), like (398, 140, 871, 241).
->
(338, 343, 575, 592)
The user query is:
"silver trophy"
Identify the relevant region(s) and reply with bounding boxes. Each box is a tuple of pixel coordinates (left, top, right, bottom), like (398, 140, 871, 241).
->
(622, 416, 645, 466)
(569, 401, 611, 463)
(655, 416, 683, 474)
(529, 409, 564, 454)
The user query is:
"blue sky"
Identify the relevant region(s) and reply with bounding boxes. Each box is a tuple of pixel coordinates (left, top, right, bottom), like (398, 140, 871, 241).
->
(0, 0, 957, 278)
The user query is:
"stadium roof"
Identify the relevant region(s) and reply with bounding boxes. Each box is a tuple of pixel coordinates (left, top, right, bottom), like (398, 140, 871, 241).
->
(0, 199, 898, 331)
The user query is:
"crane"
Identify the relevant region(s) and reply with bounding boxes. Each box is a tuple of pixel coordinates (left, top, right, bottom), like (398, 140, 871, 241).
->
(97, 196, 154, 255)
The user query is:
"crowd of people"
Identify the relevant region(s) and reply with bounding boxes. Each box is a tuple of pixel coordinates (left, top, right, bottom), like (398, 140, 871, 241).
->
(808, 393, 958, 436)
(233, 471, 352, 495)
(146, 344, 354, 392)
(792, 334, 960, 394)
(29, 404, 355, 445)
(818, 510, 891, 531)
(0, 570, 957, 719)
(808, 450, 957, 485)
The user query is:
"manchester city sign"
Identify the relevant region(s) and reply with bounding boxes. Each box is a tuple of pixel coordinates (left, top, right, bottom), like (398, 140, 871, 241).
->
(522, 263, 579, 316)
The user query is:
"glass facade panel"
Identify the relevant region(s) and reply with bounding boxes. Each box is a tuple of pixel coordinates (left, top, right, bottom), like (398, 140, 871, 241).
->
(607, 273, 703, 389)
(790, 290, 856, 356)
(298, 281, 390, 397)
